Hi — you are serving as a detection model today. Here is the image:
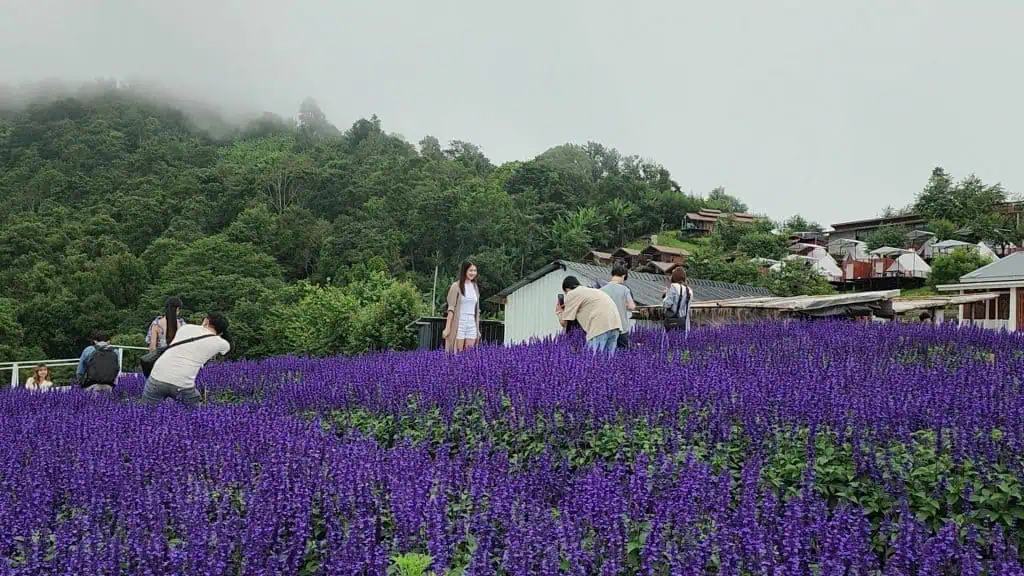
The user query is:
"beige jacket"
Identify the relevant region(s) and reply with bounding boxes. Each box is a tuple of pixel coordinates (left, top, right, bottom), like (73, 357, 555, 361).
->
(445, 281, 481, 350)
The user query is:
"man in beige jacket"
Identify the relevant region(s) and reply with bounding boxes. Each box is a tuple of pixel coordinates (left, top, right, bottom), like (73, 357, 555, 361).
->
(555, 276, 622, 355)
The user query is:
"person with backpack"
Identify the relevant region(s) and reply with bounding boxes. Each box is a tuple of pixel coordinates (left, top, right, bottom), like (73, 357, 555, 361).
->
(142, 312, 231, 406)
(76, 330, 120, 392)
(662, 268, 694, 333)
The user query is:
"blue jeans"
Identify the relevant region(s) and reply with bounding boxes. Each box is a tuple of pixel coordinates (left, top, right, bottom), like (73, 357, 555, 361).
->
(142, 377, 201, 406)
(587, 329, 620, 356)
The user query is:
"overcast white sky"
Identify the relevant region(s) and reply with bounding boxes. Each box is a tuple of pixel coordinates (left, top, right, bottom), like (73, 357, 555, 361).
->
(2, 0, 1022, 225)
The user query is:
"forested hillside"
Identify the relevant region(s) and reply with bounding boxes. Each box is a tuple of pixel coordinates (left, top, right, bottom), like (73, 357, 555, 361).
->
(3, 85, 778, 362)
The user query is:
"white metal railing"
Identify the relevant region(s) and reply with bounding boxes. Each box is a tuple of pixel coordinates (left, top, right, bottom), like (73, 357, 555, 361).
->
(0, 346, 150, 387)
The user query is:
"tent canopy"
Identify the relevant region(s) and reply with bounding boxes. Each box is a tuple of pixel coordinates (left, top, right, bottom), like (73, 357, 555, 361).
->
(887, 252, 931, 278)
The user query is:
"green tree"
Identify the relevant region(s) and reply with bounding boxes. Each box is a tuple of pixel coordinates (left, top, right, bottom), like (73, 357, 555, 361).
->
(547, 207, 605, 260)
(865, 226, 909, 251)
(926, 219, 958, 241)
(930, 248, 992, 287)
(914, 167, 1007, 227)
(143, 235, 283, 326)
(783, 214, 824, 233)
(272, 271, 423, 357)
(766, 261, 835, 297)
(686, 247, 760, 286)
(737, 231, 788, 260)
(705, 186, 748, 213)
(0, 298, 43, 363)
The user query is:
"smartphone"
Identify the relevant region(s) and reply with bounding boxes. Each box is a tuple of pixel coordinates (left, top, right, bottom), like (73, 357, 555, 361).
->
(557, 294, 565, 307)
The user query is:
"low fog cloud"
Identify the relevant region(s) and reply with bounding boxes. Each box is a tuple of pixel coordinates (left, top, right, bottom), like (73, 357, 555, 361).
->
(2, 0, 1024, 223)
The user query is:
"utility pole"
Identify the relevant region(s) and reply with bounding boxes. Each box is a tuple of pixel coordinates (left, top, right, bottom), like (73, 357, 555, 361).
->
(431, 253, 440, 316)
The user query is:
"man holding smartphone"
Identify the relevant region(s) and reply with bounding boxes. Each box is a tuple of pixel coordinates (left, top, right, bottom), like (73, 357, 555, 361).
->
(555, 275, 622, 355)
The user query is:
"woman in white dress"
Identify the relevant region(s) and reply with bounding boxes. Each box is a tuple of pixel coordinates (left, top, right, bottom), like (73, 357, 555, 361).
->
(443, 262, 481, 353)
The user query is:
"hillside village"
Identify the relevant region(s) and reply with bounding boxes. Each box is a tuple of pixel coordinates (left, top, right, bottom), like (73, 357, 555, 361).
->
(584, 203, 1024, 289)
(489, 199, 1024, 345)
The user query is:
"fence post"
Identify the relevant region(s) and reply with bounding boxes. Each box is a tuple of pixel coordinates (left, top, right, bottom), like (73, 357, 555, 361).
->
(9, 363, 18, 388)
(116, 347, 124, 371)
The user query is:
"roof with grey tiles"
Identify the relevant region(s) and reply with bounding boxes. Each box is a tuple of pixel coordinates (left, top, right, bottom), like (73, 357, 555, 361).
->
(496, 260, 771, 305)
(960, 251, 1024, 283)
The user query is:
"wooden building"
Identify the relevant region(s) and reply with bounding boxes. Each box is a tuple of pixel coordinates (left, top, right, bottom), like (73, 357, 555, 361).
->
(584, 250, 614, 266)
(610, 247, 642, 269)
(683, 209, 757, 236)
(641, 244, 689, 264)
(829, 214, 927, 242)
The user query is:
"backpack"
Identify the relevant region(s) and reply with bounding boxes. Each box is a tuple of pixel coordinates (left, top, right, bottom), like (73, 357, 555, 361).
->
(84, 346, 120, 386)
(663, 283, 690, 330)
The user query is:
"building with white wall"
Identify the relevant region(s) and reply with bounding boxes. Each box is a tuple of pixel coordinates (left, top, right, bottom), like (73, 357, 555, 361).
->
(495, 261, 771, 345)
(937, 251, 1024, 331)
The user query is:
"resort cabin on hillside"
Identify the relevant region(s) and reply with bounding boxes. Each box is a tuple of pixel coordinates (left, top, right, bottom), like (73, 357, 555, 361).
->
(937, 251, 1024, 331)
(886, 252, 931, 278)
(931, 239, 973, 256)
(829, 214, 927, 242)
(641, 244, 689, 265)
(829, 238, 870, 262)
(494, 260, 769, 345)
(869, 247, 910, 276)
(584, 250, 614, 266)
(842, 255, 874, 281)
(790, 243, 830, 260)
(683, 209, 757, 236)
(789, 231, 826, 246)
(905, 230, 937, 259)
(772, 254, 843, 283)
(610, 248, 642, 269)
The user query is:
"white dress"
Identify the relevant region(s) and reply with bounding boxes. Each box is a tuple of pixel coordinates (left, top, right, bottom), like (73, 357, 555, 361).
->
(456, 283, 479, 340)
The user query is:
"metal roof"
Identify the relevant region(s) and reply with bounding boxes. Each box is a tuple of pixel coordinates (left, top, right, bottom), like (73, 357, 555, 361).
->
(644, 261, 682, 273)
(642, 244, 690, 256)
(960, 251, 1024, 283)
(869, 246, 911, 257)
(905, 229, 936, 240)
(495, 260, 771, 305)
(691, 290, 899, 312)
(891, 293, 997, 314)
(830, 214, 926, 231)
(933, 239, 972, 249)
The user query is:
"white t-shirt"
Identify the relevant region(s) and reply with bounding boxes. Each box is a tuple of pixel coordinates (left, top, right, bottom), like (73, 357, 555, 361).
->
(150, 324, 230, 389)
(456, 282, 479, 338)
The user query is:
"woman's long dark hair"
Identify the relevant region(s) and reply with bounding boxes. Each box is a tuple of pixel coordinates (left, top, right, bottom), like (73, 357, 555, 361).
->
(165, 296, 182, 344)
(670, 267, 688, 285)
(458, 262, 476, 296)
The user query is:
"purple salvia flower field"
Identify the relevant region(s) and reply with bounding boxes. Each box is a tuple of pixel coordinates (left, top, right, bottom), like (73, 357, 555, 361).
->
(3, 322, 1024, 574)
